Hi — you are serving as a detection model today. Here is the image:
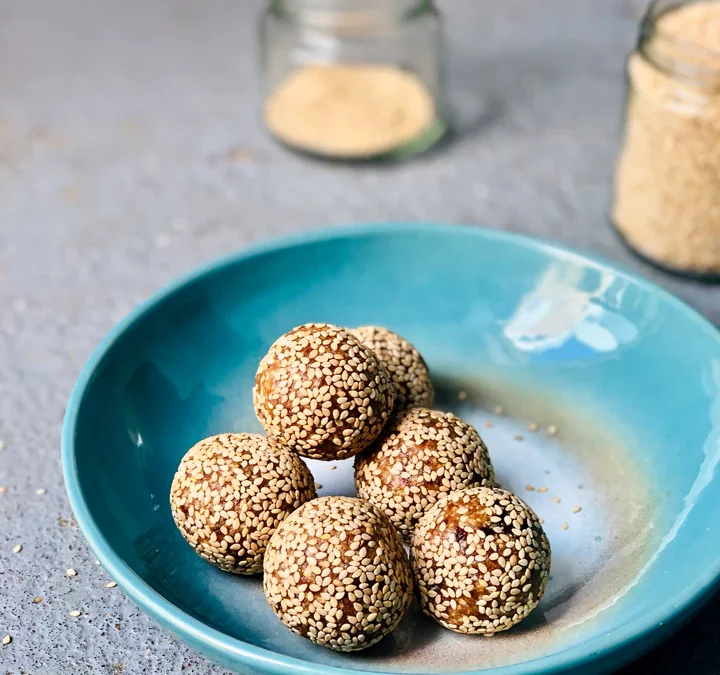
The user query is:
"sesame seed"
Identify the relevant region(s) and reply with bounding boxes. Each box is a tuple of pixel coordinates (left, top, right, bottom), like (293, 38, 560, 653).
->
(525, 485, 535, 492)
(561, 522, 569, 530)
(483, 421, 494, 429)
(537, 487, 548, 493)
(95, 560, 100, 565)
(528, 422, 538, 432)
(12, 544, 22, 553)
(457, 390, 468, 401)
(315, 484, 324, 490)
(350, 326, 433, 414)
(493, 405, 505, 415)
(2, 635, 11, 645)
(69, 611, 81, 617)
(410, 486, 550, 635)
(170, 433, 317, 575)
(254, 324, 396, 461)
(33, 597, 42, 604)
(0, 440, 4, 450)
(552, 496, 561, 504)
(105, 582, 117, 589)
(35, 488, 46, 495)
(355, 408, 495, 540)
(66, 568, 77, 577)
(572, 506, 582, 513)
(0, 487, 6, 494)
(514, 435, 524, 442)
(264, 496, 413, 651)
(328, 465, 337, 471)
(547, 425, 558, 436)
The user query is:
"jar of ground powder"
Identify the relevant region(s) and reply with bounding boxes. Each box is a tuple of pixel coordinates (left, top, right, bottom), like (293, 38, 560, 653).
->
(260, 0, 446, 160)
(613, 0, 720, 277)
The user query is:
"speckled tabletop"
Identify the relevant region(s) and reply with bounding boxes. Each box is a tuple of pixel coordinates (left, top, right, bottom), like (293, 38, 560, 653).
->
(1, 0, 718, 673)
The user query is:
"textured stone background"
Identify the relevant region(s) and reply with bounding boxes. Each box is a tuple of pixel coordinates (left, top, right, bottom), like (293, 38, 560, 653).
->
(1, 0, 718, 673)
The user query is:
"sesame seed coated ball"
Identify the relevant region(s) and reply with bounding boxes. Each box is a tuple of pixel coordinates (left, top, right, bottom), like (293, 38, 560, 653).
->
(349, 326, 433, 412)
(410, 486, 551, 635)
(253, 323, 396, 461)
(170, 433, 317, 575)
(263, 496, 414, 651)
(354, 408, 495, 540)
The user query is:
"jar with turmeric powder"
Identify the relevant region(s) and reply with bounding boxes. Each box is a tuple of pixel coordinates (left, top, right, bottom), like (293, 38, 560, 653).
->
(260, 0, 446, 161)
(612, 0, 720, 278)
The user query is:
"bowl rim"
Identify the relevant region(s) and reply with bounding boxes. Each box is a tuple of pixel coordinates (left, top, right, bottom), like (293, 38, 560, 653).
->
(62, 222, 720, 675)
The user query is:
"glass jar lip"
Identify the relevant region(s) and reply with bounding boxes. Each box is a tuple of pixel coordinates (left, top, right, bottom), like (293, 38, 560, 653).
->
(639, 1, 720, 87)
(269, 0, 433, 23)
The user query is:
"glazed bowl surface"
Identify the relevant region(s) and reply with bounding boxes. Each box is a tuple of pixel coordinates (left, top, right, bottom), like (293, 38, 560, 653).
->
(63, 224, 720, 675)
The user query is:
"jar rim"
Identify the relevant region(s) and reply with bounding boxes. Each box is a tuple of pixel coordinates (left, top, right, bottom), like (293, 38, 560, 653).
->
(269, 0, 433, 23)
(640, 0, 720, 88)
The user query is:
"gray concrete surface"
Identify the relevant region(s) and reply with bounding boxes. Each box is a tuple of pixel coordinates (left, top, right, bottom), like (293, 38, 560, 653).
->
(1, 0, 717, 673)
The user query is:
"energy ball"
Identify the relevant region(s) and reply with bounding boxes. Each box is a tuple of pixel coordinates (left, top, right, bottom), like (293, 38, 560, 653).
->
(355, 408, 495, 540)
(170, 433, 317, 575)
(253, 323, 396, 461)
(410, 486, 551, 635)
(350, 326, 433, 411)
(263, 496, 413, 652)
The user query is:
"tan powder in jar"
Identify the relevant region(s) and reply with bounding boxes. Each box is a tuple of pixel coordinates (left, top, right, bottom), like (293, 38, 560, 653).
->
(264, 64, 436, 158)
(613, 1, 720, 275)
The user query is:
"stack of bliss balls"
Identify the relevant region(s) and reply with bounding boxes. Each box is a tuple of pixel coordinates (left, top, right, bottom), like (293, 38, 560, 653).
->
(170, 323, 551, 651)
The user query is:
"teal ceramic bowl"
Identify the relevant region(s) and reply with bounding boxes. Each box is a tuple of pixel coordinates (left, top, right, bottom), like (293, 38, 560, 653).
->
(63, 224, 720, 675)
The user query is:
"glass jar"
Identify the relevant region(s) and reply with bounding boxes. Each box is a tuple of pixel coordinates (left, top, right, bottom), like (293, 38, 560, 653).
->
(612, 0, 720, 278)
(259, 0, 446, 161)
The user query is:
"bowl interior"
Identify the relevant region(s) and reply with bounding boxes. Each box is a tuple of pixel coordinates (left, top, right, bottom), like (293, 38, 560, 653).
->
(66, 226, 720, 674)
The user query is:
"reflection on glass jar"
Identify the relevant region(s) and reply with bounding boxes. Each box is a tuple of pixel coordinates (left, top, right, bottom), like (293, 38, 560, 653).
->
(612, 0, 720, 278)
(260, 0, 446, 161)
